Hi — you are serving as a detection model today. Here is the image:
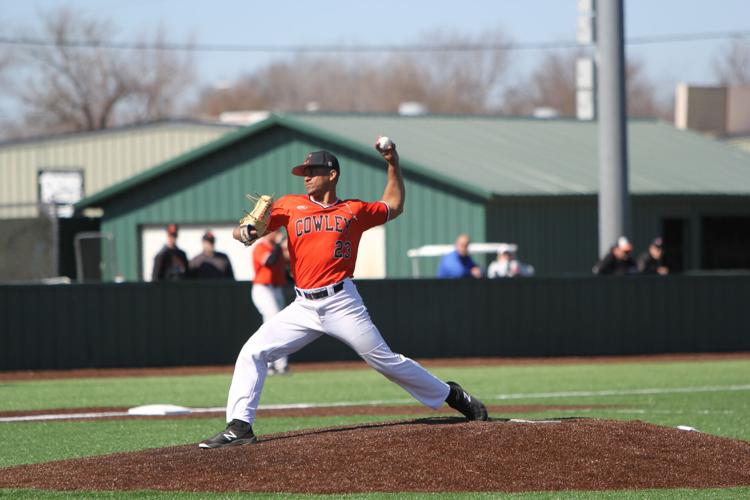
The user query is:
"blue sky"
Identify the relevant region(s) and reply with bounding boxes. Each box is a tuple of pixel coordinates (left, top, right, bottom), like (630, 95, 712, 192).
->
(2, 0, 749, 108)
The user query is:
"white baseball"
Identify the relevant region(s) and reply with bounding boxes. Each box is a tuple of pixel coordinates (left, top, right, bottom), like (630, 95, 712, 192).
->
(377, 136, 394, 151)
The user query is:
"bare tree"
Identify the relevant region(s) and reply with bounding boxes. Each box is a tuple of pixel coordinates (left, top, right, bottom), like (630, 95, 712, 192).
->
(14, 8, 194, 135)
(624, 59, 665, 118)
(0, 46, 18, 140)
(121, 27, 195, 122)
(195, 80, 267, 117)
(193, 54, 430, 116)
(0, 48, 12, 79)
(501, 51, 665, 118)
(193, 27, 512, 117)
(409, 27, 512, 114)
(714, 39, 750, 86)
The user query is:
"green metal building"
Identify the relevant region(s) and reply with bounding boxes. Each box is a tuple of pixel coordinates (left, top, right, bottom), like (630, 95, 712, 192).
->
(76, 113, 750, 279)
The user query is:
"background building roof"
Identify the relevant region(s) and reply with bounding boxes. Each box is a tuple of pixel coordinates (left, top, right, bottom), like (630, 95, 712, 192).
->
(1, 119, 240, 219)
(0, 119, 237, 148)
(289, 113, 750, 196)
(77, 113, 750, 209)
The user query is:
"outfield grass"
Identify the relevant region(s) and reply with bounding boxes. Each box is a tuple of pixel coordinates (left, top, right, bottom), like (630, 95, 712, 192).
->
(2, 488, 750, 499)
(1, 358, 749, 498)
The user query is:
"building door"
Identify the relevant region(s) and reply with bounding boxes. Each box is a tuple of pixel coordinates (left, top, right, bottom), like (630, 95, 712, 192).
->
(661, 218, 687, 273)
(701, 216, 750, 270)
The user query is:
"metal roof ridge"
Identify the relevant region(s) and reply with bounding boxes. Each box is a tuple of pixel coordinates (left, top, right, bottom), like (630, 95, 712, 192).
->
(288, 111, 662, 123)
(76, 113, 491, 210)
(275, 114, 491, 199)
(654, 121, 750, 160)
(75, 116, 281, 209)
(0, 118, 238, 148)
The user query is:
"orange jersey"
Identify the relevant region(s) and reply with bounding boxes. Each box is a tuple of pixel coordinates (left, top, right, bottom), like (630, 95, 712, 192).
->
(252, 239, 287, 286)
(267, 194, 390, 289)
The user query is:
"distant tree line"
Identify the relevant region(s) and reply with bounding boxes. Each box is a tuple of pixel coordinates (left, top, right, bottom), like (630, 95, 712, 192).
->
(0, 8, 194, 138)
(0, 7, 748, 139)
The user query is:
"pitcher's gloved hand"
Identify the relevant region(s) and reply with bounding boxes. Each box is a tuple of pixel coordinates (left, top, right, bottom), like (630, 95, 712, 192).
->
(238, 194, 274, 246)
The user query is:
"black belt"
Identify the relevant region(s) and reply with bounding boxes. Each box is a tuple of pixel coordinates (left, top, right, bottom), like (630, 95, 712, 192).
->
(295, 282, 344, 300)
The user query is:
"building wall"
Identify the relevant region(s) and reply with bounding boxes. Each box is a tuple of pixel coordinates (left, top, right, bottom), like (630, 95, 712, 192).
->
(674, 84, 727, 136)
(727, 86, 750, 135)
(100, 126, 486, 280)
(487, 195, 750, 275)
(486, 196, 599, 275)
(0, 123, 235, 218)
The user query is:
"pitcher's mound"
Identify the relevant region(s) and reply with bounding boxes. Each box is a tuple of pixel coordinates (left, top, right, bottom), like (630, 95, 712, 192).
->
(2, 418, 749, 493)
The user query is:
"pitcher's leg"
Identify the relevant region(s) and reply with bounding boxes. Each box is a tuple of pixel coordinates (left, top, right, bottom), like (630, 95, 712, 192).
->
(251, 284, 282, 322)
(321, 295, 449, 409)
(360, 341, 450, 409)
(270, 287, 290, 373)
(253, 284, 291, 373)
(226, 301, 322, 424)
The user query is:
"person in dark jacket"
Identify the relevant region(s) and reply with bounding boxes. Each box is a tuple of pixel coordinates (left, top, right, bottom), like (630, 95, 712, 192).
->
(189, 231, 235, 279)
(152, 224, 188, 281)
(593, 236, 637, 276)
(637, 237, 669, 275)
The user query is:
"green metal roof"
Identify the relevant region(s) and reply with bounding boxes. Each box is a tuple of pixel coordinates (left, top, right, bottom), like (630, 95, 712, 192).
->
(289, 113, 750, 196)
(725, 136, 750, 155)
(77, 113, 750, 209)
(0, 119, 236, 147)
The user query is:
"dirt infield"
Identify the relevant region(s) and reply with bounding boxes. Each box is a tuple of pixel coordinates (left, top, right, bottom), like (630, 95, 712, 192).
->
(2, 418, 749, 493)
(2, 352, 748, 381)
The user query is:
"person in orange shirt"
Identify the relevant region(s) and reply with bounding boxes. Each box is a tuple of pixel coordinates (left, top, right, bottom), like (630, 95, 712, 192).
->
(199, 140, 488, 449)
(251, 229, 290, 374)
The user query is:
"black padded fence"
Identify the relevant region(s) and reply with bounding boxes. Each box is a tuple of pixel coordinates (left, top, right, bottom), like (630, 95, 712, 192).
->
(1, 275, 749, 371)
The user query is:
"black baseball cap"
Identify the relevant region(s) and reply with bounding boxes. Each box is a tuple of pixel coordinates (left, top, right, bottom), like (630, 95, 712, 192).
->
(202, 231, 215, 244)
(291, 150, 340, 176)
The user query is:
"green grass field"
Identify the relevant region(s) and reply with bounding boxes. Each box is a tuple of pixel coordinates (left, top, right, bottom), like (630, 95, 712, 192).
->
(1, 357, 749, 499)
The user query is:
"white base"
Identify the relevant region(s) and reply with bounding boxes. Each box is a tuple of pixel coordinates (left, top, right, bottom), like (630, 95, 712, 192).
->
(509, 419, 562, 424)
(127, 404, 192, 416)
(676, 425, 700, 432)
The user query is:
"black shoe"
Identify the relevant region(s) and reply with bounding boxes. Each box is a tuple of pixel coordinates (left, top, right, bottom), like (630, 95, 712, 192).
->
(445, 381, 489, 421)
(198, 419, 257, 449)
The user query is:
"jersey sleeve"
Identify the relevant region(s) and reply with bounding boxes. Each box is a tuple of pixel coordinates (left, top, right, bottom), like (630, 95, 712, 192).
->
(266, 196, 291, 232)
(357, 200, 390, 231)
(253, 242, 272, 267)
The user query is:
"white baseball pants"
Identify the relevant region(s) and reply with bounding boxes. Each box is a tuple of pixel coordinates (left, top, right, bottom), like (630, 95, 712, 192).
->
(227, 279, 450, 424)
(251, 283, 288, 372)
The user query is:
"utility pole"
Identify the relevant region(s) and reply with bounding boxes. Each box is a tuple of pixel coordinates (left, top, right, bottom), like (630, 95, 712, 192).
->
(576, 0, 596, 121)
(596, 0, 631, 257)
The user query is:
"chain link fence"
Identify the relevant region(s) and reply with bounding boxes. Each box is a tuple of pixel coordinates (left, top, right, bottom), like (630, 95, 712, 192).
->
(0, 203, 100, 282)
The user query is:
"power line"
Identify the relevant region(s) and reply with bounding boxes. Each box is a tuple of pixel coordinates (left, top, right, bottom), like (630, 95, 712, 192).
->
(0, 30, 748, 53)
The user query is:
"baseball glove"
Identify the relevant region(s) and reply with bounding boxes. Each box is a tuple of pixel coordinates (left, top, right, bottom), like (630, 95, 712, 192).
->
(238, 193, 274, 246)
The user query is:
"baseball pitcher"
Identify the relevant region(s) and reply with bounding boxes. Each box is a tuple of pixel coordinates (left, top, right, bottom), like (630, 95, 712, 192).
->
(251, 230, 290, 374)
(199, 138, 488, 448)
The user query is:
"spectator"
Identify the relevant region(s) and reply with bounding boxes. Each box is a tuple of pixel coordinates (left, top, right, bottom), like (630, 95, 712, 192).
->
(638, 237, 669, 275)
(487, 249, 513, 278)
(437, 234, 482, 278)
(593, 236, 637, 276)
(251, 230, 291, 374)
(487, 249, 535, 278)
(189, 231, 235, 279)
(151, 223, 188, 281)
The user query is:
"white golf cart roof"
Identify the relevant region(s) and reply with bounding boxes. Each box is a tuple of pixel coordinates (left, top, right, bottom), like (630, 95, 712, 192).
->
(406, 242, 518, 277)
